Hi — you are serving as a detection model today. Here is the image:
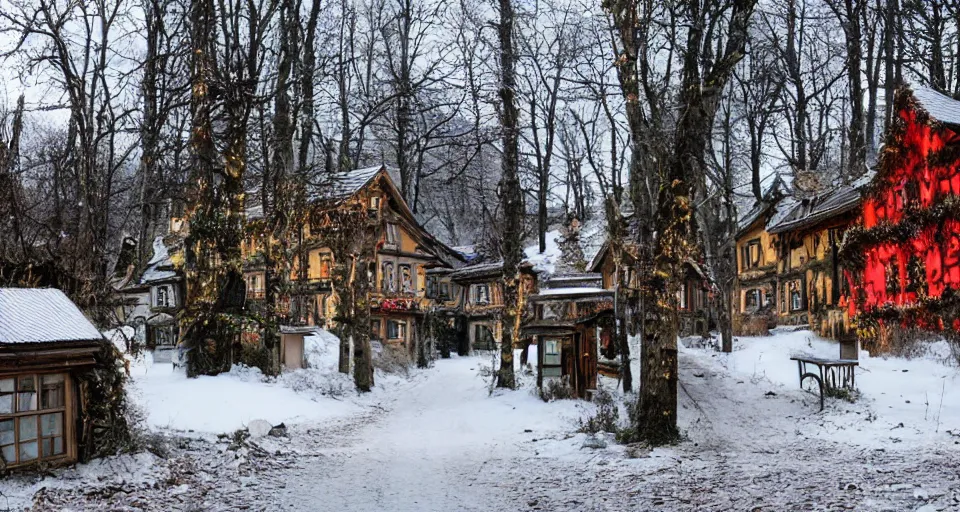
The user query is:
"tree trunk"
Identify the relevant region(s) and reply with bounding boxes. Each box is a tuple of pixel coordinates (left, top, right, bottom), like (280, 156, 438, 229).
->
(883, 0, 897, 132)
(496, 0, 521, 389)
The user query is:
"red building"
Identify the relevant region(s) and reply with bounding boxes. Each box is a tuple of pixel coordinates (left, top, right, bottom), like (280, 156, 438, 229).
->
(842, 86, 960, 341)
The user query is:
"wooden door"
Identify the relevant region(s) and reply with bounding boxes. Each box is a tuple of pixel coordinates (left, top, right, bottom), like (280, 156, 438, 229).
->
(283, 334, 304, 370)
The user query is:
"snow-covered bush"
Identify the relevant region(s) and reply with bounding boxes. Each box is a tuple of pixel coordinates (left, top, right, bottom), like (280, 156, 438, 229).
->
(539, 376, 576, 401)
(578, 388, 619, 434)
(374, 346, 413, 376)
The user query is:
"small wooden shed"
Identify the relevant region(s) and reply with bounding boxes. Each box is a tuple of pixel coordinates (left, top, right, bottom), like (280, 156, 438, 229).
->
(524, 287, 615, 399)
(279, 325, 317, 370)
(0, 288, 111, 469)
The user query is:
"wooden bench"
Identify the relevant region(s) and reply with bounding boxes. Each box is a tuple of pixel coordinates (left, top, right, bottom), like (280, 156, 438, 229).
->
(789, 356, 859, 412)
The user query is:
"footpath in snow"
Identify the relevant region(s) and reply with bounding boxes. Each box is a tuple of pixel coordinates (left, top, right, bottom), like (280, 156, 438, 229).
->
(0, 328, 957, 511)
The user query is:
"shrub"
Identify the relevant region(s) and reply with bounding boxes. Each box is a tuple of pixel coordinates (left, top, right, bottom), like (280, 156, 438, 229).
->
(578, 388, 620, 434)
(373, 345, 412, 376)
(539, 376, 576, 401)
(865, 324, 939, 358)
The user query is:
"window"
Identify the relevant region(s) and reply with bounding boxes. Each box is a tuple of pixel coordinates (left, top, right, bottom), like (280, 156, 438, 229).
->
(382, 262, 396, 293)
(741, 239, 761, 269)
(744, 289, 761, 311)
(386, 223, 400, 245)
(370, 196, 381, 210)
(677, 284, 688, 310)
(788, 280, 804, 311)
(439, 282, 450, 300)
(474, 324, 496, 350)
(904, 181, 920, 207)
(319, 254, 332, 279)
(387, 320, 407, 340)
(370, 319, 381, 340)
(0, 373, 67, 466)
(399, 264, 413, 294)
(828, 227, 845, 247)
(154, 326, 174, 347)
(886, 255, 900, 298)
(791, 289, 803, 311)
(907, 254, 925, 295)
(155, 286, 170, 308)
(473, 284, 490, 305)
(426, 276, 437, 298)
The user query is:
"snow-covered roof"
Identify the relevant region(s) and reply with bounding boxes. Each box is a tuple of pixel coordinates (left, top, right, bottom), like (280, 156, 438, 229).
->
(246, 166, 385, 221)
(311, 166, 384, 202)
(544, 273, 603, 289)
(766, 185, 861, 234)
(913, 86, 960, 126)
(141, 236, 179, 284)
(531, 287, 613, 300)
(0, 288, 104, 344)
(449, 261, 504, 281)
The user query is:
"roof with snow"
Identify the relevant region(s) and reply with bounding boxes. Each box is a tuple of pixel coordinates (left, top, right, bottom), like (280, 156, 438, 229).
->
(310, 165, 384, 203)
(766, 184, 861, 234)
(530, 287, 613, 301)
(913, 86, 960, 127)
(544, 273, 602, 289)
(0, 288, 105, 344)
(449, 261, 505, 281)
(246, 166, 385, 221)
(140, 236, 179, 284)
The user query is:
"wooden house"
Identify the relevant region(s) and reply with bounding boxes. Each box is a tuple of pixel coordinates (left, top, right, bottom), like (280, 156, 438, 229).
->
(734, 192, 782, 335)
(523, 278, 614, 399)
(0, 288, 111, 469)
(766, 185, 861, 338)
(589, 241, 713, 337)
(841, 86, 960, 344)
(448, 261, 538, 352)
(242, 165, 463, 353)
(117, 235, 184, 361)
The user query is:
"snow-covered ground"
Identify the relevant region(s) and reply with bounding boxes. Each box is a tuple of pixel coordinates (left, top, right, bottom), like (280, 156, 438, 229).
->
(2, 329, 958, 511)
(682, 328, 960, 448)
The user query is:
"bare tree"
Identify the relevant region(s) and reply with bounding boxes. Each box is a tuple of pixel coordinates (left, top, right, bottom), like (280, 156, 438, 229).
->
(496, 0, 522, 389)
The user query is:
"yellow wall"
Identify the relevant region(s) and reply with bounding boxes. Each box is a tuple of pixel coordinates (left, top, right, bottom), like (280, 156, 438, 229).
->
(736, 223, 777, 275)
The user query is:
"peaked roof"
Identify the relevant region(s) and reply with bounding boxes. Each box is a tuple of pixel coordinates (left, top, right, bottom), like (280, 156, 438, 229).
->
(912, 86, 960, 127)
(766, 184, 861, 234)
(311, 165, 384, 202)
(246, 165, 385, 221)
(0, 288, 104, 344)
(140, 236, 179, 284)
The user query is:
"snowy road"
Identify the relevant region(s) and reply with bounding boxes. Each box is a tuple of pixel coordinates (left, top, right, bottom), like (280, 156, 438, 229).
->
(269, 350, 960, 512)
(272, 358, 576, 512)
(15, 339, 960, 511)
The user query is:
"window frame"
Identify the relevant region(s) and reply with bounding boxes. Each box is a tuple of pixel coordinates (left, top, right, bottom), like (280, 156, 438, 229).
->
(742, 239, 762, 269)
(788, 279, 805, 312)
(387, 320, 407, 340)
(0, 372, 70, 467)
(155, 286, 170, 308)
(399, 264, 413, 294)
(473, 283, 490, 305)
(385, 223, 400, 245)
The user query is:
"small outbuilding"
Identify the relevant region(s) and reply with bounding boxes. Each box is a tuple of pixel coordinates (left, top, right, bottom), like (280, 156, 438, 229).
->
(0, 288, 126, 470)
(524, 285, 615, 399)
(279, 325, 318, 370)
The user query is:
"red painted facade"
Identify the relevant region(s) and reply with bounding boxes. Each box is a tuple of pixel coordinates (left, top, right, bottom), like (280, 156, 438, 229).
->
(846, 90, 960, 331)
